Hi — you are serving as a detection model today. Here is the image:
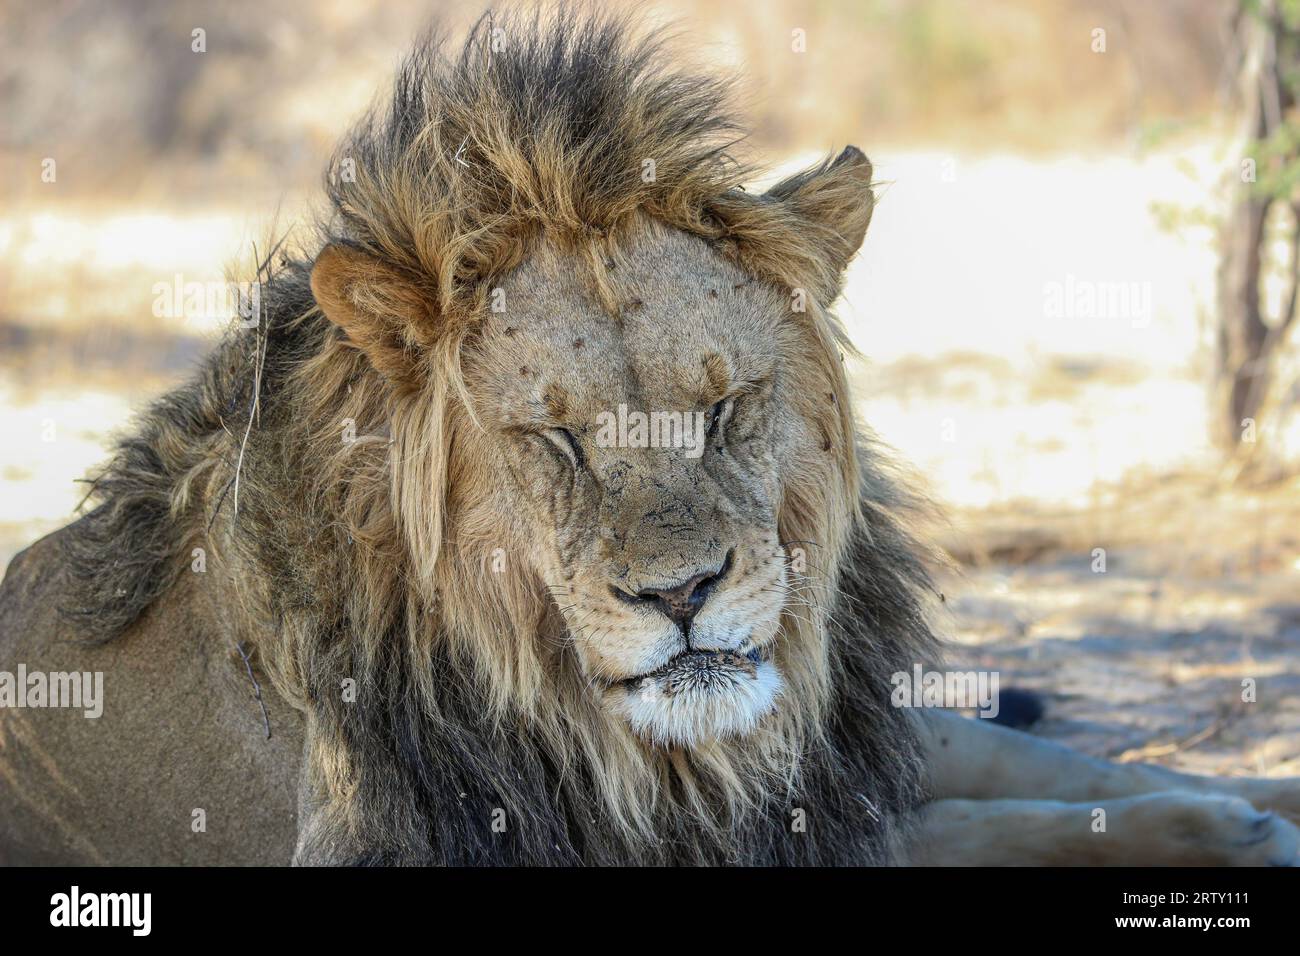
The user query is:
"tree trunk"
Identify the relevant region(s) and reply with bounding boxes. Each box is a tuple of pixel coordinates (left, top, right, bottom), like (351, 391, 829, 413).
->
(1214, 0, 1299, 457)
(1214, 188, 1271, 449)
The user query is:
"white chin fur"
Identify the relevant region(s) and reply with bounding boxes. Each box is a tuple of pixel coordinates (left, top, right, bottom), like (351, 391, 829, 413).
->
(609, 659, 784, 748)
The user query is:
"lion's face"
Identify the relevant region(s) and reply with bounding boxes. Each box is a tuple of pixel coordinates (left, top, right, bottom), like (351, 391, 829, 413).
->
(312, 140, 872, 753)
(462, 221, 827, 747)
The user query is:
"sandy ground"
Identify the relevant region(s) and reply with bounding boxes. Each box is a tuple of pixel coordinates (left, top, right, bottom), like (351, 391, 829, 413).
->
(939, 489, 1300, 779)
(2, 149, 1299, 781)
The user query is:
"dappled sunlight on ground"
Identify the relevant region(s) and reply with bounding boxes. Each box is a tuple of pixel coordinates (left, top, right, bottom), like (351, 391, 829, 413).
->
(946, 561, 1300, 777)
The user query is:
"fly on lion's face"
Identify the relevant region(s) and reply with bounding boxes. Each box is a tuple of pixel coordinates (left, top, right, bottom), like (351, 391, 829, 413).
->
(461, 222, 824, 747)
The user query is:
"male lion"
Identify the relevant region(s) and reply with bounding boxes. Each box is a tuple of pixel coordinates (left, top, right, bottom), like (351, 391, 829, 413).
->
(1, 10, 1298, 866)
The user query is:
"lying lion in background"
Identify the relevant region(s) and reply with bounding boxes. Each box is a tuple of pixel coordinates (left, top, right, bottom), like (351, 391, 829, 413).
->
(1, 9, 1298, 866)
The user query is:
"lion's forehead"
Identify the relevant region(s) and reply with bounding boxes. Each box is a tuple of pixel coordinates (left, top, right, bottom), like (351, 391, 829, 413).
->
(482, 230, 786, 424)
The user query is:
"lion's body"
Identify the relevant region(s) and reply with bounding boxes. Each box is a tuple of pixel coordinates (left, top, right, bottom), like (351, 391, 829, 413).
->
(0, 522, 302, 864)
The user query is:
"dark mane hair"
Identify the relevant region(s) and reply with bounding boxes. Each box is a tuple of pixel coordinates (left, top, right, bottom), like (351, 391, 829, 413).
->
(57, 6, 942, 865)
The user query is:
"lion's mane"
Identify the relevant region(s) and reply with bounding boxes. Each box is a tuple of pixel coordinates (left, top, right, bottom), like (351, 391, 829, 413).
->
(60, 7, 942, 865)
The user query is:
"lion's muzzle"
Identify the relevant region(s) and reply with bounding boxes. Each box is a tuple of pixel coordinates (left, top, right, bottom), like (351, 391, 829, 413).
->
(609, 646, 783, 747)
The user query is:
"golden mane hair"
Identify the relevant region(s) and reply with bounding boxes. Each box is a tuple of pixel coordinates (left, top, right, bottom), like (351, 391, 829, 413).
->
(62, 7, 942, 864)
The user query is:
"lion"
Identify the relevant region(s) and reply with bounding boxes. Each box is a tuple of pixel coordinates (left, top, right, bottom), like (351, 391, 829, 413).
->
(1, 9, 1298, 866)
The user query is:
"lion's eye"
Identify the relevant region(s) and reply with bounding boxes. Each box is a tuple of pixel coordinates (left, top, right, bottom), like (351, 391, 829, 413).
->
(544, 427, 585, 469)
(706, 397, 733, 439)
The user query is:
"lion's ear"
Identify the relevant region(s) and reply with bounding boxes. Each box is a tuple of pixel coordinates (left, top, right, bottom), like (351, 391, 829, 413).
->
(310, 243, 431, 388)
(763, 145, 874, 299)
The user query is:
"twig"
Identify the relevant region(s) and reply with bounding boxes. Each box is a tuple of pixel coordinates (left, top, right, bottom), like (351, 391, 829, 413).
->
(1116, 715, 1231, 763)
(234, 641, 272, 740)
(207, 475, 236, 533)
(231, 332, 264, 521)
(72, 473, 104, 513)
(231, 245, 272, 522)
(855, 793, 881, 822)
(253, 233, 288, 282)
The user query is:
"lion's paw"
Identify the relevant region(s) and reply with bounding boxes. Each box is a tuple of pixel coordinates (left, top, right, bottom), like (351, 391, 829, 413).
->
(1135, 792, 1300, 866)
(1220, 777, 1300, 828)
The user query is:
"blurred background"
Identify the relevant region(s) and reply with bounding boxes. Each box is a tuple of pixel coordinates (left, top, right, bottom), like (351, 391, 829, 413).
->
(3, 0, 1300, 778)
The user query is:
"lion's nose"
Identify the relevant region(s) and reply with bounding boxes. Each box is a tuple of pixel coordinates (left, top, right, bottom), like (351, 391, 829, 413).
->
(620, 549, 734, 637)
